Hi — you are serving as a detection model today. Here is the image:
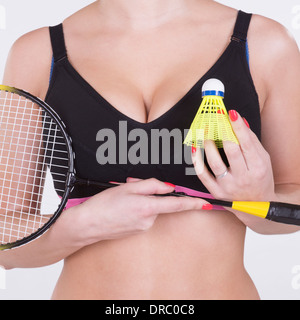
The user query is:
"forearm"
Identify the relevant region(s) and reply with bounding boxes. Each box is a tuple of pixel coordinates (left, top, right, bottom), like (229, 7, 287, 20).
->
(0, 206, 88, 270)
(232, 184, 300, 235)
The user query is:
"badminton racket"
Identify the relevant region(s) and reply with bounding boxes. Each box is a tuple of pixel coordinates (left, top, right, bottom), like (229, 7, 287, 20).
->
(1, 86, 299, 251)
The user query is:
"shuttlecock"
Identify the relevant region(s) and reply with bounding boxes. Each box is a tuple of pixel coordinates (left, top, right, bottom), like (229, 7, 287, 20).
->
(183, 78, 239, 148)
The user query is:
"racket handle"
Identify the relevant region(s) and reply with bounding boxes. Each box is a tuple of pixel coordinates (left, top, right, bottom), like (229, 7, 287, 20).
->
(232, 201, 300, 226)
(266, 202, 300, 226)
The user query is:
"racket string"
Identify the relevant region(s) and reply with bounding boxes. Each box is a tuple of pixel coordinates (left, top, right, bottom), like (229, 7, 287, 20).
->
(0, 90, 69, 245)
(10, 96, 44, 241)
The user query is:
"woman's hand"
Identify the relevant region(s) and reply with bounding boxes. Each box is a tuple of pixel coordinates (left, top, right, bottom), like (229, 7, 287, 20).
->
(192, 110, 276, 202)
(74, 178, 207, 246)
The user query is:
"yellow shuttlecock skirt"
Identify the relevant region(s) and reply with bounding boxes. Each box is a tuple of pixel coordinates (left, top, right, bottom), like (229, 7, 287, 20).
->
(184, 95, 239, 148)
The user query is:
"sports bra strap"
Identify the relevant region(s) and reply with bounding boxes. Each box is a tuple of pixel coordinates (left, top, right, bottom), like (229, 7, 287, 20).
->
(231, 10, 252, 42)
(49, 24, 67, 63)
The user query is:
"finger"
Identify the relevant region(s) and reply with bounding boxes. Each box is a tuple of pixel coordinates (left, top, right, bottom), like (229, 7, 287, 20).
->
(149, 195, 209, 214)
(228, 110, 260, 171)
(125, 178, 175, 195)
(191, 146, 223, 194)
(126, 177, 143, 183)
(222, 140, 248, 175)
(109, 181, 124, 185)
(204, 140, 228, 177)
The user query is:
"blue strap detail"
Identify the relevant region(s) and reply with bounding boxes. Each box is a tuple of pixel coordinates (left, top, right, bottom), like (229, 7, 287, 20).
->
(202, 90, 224, 98)
(49, 56, 54, 84)
(246, 40, 250, 69)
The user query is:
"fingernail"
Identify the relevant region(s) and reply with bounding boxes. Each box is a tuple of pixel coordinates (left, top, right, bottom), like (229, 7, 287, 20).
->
(164, 182, 175, 188)
(109, 181, 121, 184)
(229, 110, 238, 122)
(202, 204, 213, 211)
(243, 118, 250, 128)
(192, 146, 197, 154)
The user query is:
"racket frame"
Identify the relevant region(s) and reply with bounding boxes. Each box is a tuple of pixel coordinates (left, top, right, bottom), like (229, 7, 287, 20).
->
(0, 85, 75, 250)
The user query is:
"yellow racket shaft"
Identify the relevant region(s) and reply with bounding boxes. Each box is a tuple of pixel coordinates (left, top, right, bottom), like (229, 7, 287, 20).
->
(232, 201, 270, 219)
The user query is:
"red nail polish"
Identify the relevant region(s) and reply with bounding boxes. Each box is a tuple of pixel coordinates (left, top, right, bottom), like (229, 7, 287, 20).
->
(164, 182, 175, 188)
(202, 204, 213, 211)
(229, 110, 238, 122)
(192, 146, 197, 154)
(243, 118, 250, 128)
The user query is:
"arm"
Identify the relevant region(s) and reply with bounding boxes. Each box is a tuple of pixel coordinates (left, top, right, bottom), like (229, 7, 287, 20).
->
(257, 19, 300, 202)
(0, 179, 207, 269)
(240, 16, 300, 234)
(193, 16, 300, 235)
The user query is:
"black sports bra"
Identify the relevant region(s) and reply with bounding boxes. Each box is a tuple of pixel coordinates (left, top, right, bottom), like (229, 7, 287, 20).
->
(45, 10, 261, 199)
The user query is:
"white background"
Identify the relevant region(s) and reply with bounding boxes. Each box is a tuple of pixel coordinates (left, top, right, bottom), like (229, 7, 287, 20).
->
(0, 0, 300, 300)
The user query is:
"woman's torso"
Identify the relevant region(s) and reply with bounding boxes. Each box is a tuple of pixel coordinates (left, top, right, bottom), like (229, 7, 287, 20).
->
(43, 2, 263, 300)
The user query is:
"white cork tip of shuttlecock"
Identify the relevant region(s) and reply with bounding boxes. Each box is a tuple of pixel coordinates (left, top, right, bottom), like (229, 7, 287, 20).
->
(202, 78, 225, 97)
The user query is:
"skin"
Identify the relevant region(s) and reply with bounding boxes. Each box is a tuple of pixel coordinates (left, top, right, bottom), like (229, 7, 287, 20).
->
(1, 0, 300, 300)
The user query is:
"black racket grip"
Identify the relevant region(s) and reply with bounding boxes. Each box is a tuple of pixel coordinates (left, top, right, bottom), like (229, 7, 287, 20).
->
(267, 202, 300, 226)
